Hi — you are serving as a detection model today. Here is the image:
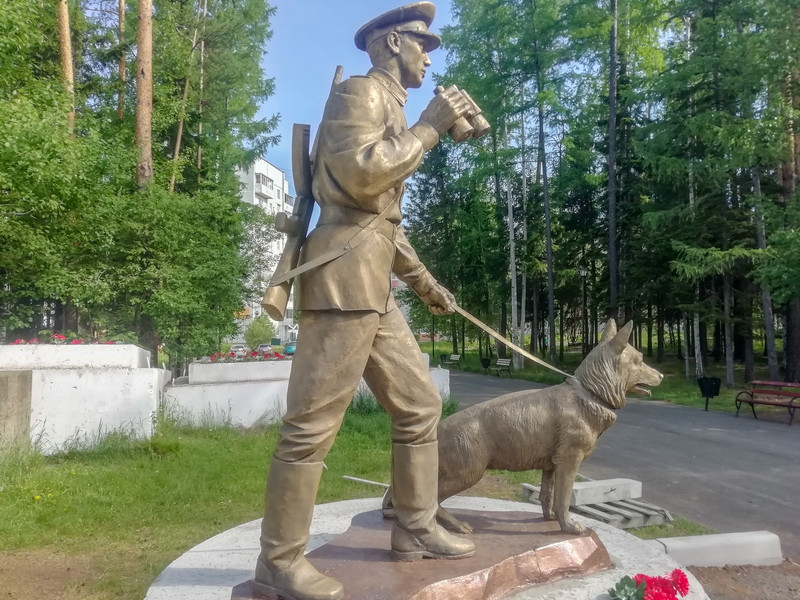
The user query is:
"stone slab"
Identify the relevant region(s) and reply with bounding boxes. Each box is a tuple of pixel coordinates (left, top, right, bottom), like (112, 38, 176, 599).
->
(232, 509, 612, 600)
(143, 497, 711, 600)
(163, 380, 288, 428)
(189, 361, 293, 384)
(29, 367, 170, 454)
(0, 371, 32, 442)
(656, 531, 783, 567)
(0, 344, 151, 369)
(522, 479, 642, 506)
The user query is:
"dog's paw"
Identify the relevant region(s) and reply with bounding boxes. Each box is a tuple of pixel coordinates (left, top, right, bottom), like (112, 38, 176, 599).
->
(442, 518, 473, 534)
(454, 520, 474, 534)
(542, 510, 557, 521)
(560, 519, 588, 535)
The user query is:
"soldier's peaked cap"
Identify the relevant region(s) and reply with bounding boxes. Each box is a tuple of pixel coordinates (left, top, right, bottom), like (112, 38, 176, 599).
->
(354, 2, 441, 52)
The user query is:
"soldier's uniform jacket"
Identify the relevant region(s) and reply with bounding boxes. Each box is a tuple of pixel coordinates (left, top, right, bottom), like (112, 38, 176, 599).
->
(296, 67, 441, 313)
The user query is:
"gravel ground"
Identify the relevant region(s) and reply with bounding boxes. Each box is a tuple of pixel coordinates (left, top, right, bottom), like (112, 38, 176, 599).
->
(689, 559, 800, 600)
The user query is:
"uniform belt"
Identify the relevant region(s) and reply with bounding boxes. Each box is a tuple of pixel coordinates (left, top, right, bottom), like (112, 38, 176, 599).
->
(318, 205, 398, 240)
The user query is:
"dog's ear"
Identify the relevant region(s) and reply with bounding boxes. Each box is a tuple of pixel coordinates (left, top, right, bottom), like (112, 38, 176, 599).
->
(600, 319, 617, 343)
(610, 320, 634, 353)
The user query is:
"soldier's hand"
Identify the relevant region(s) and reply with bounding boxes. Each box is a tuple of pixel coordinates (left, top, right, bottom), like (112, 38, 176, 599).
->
(419, 86, 471, 136)
(420, 283, 457, 315)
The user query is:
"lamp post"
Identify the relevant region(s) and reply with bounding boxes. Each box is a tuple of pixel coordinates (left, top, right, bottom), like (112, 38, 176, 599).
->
(579, 266, 588, 357)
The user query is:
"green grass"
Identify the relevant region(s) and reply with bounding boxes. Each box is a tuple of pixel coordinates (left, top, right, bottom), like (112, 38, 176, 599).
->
(0, 387, 714, 599)
(628, 517, 715, 539)
(0, 419, 280, 598)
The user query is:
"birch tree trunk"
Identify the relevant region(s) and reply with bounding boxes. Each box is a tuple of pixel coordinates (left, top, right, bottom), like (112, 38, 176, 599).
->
(607, 0, 619, 320)
(135, 0, 154, 186)
(752, 168, 780, 380)
(504, 120, 522, 371)
(683, 316, 690, 381)
(519, 85, 528, 368)
(533, 52, 556, 365)
(723, 275, 734, 388)
(685, 16, 704, 379)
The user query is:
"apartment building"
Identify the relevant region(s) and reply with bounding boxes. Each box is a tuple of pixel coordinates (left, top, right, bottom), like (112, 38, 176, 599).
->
(235, 158, 297, 344)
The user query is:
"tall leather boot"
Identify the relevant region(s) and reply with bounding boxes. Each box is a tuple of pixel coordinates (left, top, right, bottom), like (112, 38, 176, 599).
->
(253, 458, 343, 600)
(389, 442, 476, 561)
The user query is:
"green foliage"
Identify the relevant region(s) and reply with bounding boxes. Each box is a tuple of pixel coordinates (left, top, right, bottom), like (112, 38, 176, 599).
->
(244, 315, 276, 349)
(0, 0, 278, 360)
(608, 575, 646, 600)
(399, 0, 800, 378)
(759, 227, 800, 306)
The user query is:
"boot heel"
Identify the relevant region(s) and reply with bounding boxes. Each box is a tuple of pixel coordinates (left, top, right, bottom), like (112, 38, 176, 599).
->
(252, 580, 294, 600)
(391, 549, 425, 561)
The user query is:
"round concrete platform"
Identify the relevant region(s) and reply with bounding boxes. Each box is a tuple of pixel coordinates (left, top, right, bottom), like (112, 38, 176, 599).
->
(144, 497, 709, 600)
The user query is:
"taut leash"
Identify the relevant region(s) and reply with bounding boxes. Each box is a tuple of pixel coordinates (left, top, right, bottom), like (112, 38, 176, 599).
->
(453, 305, 574, 380)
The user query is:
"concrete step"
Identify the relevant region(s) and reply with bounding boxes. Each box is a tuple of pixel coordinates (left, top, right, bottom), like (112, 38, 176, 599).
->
(521, 478, 642, 507)
(521, 480, 670, 530)
(655, 531, 783, 567)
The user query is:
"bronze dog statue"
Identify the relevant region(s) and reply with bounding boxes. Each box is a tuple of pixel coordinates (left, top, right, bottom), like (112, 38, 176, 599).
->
(384, 319, 662, 535)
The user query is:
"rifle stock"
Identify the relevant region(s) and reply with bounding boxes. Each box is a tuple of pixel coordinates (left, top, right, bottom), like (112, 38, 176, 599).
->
(261, 122, 314, 321)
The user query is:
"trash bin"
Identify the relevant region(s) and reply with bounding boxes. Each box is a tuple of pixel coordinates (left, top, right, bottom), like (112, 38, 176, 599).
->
(480, 357, 491, 372)
(697, 377, 721, 411)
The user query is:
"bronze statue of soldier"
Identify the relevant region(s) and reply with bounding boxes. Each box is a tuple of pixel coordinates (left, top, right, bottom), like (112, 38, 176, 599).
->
(253, 4, 479, 600)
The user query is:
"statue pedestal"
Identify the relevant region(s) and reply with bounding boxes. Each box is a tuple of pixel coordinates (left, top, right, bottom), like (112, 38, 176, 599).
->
(232, 508, 612, 600)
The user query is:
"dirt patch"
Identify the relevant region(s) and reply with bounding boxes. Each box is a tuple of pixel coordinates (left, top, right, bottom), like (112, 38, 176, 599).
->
(0, 549, 96, 599)
(688, 559, 800, 600)
(459, 472, 524, 501)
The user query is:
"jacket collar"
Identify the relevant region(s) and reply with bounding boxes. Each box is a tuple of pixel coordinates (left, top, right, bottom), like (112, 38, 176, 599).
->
(367, 67, 408, 106)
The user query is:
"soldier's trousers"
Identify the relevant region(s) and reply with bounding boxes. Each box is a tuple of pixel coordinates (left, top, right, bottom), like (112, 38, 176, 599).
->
(272, 307, 441, 464)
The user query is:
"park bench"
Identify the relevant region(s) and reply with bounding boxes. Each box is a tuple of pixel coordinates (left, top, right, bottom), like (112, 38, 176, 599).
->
(488, 358, 512, 377)
(735, 380, 800, 425)
(441, 354, 461, 369)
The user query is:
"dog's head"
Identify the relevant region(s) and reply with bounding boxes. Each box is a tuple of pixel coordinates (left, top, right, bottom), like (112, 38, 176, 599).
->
(574, 319, 663, 409)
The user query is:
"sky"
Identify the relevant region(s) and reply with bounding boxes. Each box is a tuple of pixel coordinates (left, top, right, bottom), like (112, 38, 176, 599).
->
(257, 0, 454, 195)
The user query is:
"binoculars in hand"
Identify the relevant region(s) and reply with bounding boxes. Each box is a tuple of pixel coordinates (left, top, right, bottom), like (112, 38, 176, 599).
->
(434, 86, 491, 142)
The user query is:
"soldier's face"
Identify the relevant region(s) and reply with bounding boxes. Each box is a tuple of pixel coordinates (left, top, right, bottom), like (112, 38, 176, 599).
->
(397, 34, 431, 89)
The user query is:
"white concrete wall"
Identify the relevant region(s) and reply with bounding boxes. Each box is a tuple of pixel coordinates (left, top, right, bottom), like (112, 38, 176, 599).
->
(188, 360, 292, 384)
(163, 380, 288, 428)
(0, 344, 151, 370)
(29, 367, 170, 454)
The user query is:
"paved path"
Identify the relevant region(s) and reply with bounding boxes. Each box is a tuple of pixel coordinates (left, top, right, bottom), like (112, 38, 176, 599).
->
(449, 370, 800, 560)
(449, 370, 548, 408)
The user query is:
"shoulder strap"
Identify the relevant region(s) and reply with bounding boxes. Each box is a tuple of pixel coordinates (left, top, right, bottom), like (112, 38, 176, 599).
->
(268, 201, 396, 286)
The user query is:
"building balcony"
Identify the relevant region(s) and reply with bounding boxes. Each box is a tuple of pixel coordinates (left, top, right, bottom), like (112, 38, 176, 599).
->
(254, 182, 275, 200)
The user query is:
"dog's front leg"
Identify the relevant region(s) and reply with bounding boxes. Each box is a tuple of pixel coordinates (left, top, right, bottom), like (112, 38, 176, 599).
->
(553, 455, 587, 535)
(539, 469, 556, 521)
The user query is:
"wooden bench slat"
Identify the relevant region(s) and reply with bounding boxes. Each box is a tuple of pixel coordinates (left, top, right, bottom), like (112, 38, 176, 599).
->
(745, 398, 799, 407)
(751, 380, 800, 388)
(751, 389, 800, 398)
